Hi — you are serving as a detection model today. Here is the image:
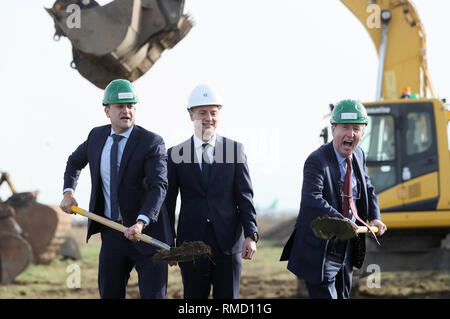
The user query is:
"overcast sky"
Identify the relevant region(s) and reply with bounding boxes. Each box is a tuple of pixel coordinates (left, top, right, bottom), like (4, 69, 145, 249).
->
(1, 0, 449, 216)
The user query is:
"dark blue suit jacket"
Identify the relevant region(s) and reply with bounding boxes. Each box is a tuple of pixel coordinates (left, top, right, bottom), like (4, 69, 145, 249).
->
(164, 135, 258, 255)
(280, 142, 380, 284)
(63, 124, 172, 255)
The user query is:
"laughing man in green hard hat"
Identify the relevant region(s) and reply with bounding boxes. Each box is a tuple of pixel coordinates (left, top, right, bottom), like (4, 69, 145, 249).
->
(281, 99, 387, 299)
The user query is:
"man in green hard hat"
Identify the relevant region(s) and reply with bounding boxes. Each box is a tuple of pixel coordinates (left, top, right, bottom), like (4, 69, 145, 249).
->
(60, 79, 172, 299)
(281, 99, 387, 299)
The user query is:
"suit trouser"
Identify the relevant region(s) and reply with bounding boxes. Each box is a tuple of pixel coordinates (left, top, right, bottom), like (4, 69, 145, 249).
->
(305, 238, 353, 299)
(98, 224, 168, 299)
(179, 223, 242, 299)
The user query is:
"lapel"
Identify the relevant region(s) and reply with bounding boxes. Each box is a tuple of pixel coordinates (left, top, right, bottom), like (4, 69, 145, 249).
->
(92, 125, 111, 184)
(325, 142, 342, 209)
(352, 148, 367, 203)
(118, 125, 141, 183)
(352, 149, 364, 181)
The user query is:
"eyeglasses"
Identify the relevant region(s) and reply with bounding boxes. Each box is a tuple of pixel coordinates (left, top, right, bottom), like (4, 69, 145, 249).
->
(338, 179, 361, 201)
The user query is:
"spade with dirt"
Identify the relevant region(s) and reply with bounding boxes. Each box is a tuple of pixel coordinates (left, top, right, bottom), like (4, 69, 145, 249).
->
(70, 206, 211, 262)
(310, 216, 379, 240)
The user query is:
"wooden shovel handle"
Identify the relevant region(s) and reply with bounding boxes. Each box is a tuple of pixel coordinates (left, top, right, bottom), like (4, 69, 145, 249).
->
(70, 206, 170, 251)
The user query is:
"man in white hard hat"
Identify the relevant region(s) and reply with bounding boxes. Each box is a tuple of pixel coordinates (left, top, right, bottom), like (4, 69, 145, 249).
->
(164, 84, 259, 299)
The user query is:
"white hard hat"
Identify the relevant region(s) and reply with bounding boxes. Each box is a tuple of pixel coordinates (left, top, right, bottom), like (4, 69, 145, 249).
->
(187, 84, 223, 109)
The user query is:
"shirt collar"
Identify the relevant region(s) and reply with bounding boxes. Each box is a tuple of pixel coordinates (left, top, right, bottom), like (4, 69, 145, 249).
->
(193, 134, 216, 149)
(332, 143, 351, 165)
(111, 125, 134, 139)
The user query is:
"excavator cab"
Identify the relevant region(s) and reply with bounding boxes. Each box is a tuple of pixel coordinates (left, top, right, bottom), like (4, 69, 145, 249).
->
(46, 0, 193, 89)
(355, 98, 450, 271)
(361, 99, 450, 218)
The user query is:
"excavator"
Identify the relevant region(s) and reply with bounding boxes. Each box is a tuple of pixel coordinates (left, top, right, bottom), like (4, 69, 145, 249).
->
(325, 0, 450, 272)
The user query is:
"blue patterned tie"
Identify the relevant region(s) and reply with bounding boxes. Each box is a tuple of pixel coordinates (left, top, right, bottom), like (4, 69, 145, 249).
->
(201, 143, 211, 189)
(110, 134, 124, 220)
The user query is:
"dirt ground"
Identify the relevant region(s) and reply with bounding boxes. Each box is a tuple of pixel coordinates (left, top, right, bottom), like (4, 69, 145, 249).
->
(1, 222, 450, 299)
(0, 224, 299, 299)
(355, 271, 450, 299)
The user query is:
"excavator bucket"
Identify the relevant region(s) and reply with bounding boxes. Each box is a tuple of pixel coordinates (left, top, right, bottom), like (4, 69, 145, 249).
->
(8, 196, 72, 264)
(0, 203, 33, 284)
(46, 0, 193, 89)
(0, 172, 72, 277)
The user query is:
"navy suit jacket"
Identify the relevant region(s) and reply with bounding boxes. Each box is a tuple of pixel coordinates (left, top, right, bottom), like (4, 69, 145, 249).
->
(280, 142, 380, 284)
(63, 124, 172, 255)
(164, 135, 258, 255)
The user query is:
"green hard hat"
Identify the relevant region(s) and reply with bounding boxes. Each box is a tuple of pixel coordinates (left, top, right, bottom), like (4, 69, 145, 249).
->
(330, 99, 368, 125)
(102, 79, 139, 106)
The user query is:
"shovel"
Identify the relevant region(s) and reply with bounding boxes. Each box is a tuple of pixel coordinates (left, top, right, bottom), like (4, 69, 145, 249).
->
(70, 206, 212, 261)
(70, 206, 171, 251)
(310, 216, 379, 240)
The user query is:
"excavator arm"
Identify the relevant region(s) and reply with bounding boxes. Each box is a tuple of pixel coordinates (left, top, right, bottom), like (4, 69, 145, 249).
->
(340, 0, 435, 100)
(0, 172, 16, 194)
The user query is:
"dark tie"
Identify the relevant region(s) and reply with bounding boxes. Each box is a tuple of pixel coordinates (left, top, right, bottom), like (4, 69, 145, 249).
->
(201, 143, 211, 189)
(110, 134, 124, 220)
(342, 157, 353, 218)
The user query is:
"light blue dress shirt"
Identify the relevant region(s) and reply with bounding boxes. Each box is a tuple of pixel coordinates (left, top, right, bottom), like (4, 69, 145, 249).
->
(332, 145, 358, 222)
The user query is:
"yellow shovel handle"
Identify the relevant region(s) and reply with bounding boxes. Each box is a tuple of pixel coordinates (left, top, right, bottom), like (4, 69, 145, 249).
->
(357, 226, 379, 234)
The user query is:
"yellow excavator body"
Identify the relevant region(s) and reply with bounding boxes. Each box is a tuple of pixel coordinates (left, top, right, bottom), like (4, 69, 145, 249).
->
(339, 1, 449, 229)
(361, 98, 450, 229)
(337, 0, 450, 271)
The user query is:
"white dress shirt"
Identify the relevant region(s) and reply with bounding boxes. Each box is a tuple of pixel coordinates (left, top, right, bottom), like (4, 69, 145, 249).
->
(193, 134, 216, 169)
